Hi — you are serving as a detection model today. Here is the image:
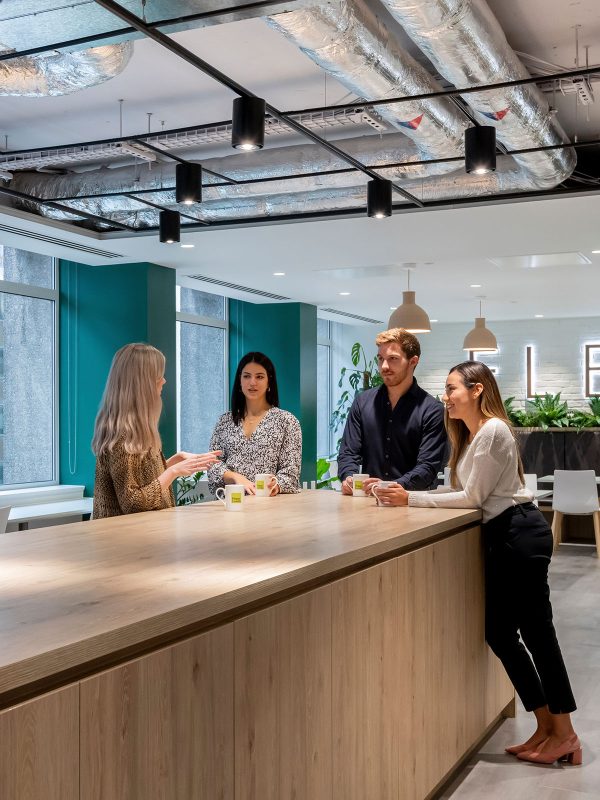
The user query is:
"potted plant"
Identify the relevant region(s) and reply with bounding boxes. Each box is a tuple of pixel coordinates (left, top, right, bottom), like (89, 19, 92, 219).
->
(175, 471, 208, 506)
(330, 342, 383, 447)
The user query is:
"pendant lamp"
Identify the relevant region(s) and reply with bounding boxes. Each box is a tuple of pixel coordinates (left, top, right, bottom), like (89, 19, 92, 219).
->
(232, 96, 265, 151)
(465, 125, 496, 175)
(367, 178, 392, 218)
(159, 209, 180, 244)
(387, 270, 431, 333)
(176, 162, 202, 205)
(462, 299, 498, 353)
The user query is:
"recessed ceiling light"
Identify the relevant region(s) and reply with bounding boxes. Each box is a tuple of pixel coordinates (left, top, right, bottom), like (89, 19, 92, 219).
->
(180, 244, 195, 249)
(535, 314, 544, 318)
(339, 291, 351, 296)
(273, 271, 285, 276)
(430, 319, 439, 323)
(592, 250, 600, 254)
(470, 284, 482, 288)
(390, 306, 397, 310)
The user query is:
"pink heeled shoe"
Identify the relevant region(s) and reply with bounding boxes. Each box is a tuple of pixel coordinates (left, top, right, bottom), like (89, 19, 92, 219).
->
(505, 742, 539, 756)
(517, 734, 582, 765)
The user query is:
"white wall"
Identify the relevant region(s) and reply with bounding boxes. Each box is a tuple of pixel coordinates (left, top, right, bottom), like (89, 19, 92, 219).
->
(336, 316, 600, 410)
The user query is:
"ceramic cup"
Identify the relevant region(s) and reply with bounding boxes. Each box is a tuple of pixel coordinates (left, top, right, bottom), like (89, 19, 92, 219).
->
(372, 480, 393, 506)
(215, 484, 245, 511)
(351, 473, 370, 497)
(255, 473, 278, 497)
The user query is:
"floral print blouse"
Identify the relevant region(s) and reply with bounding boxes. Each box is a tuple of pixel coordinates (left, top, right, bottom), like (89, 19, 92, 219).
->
(207, 407, 302, 494)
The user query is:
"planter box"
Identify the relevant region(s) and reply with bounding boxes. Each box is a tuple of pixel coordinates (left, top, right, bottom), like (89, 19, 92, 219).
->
(514, 428, 600, 545)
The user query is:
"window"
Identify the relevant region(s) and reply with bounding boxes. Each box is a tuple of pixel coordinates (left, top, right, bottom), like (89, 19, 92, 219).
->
(0, 247, 57, 487)
(317, 318, 332, 457)
(176, 286, 228, 453)
(585, 344, 600, 397)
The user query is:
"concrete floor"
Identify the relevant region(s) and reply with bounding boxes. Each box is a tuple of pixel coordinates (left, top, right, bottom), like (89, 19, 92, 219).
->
(441, 545, 600, 800)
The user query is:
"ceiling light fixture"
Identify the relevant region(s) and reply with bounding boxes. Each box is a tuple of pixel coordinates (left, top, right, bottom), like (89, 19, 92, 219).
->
(535, 314, 544, 318)
(470, 283, 482, 288)
(592, 250, 600, 254)
(175, 162, 202, 205)
(339, 291, 351, 296)
(232, 96, 265, 151)
(181, 243, 195, 249)
(388, 269, 431, 333)
(465, 125, 496, 175)
(273, 271, 285, 276)
(367, 178, 392, 218)
(463, 299, 498, 353)
(159, 209, 180, 244)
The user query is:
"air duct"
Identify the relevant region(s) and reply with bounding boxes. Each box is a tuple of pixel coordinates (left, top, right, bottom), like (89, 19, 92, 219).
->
(379, 0, 575, 188)
(268, 0, 468, 171)
(0, 43, 133, 96)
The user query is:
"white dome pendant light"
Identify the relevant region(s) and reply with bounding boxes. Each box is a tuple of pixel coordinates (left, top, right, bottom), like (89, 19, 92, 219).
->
(387, 268, 431, 333)
(463, 298, 498, 353)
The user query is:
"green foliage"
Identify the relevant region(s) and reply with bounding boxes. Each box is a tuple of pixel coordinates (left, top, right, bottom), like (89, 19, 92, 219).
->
(570, 397, 600, 430)
(316, 457, 340, 490)
(175, 471, 207, 506)
(508, 393, 570, 429)
(330, 342, 383, 449)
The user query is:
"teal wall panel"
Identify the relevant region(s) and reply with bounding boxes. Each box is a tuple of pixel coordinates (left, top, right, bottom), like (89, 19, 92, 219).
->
(229, 300, 317, 482)
(59, 261, 176, 495)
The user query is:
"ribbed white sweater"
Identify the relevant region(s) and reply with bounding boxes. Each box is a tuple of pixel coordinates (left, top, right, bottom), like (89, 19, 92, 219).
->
(408, 417, 533, 523)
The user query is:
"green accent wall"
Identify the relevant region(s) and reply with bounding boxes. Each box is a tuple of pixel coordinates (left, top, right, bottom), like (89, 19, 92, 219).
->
(229, 300, 317, 483)
(59, 261, 176, 495)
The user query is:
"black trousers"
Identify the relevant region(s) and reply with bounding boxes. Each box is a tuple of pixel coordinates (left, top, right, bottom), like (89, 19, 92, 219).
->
(483, 502, 576, 715)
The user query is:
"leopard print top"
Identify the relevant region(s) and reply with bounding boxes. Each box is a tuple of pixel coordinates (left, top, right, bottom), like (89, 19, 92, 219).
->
(208, 407, 302, 494)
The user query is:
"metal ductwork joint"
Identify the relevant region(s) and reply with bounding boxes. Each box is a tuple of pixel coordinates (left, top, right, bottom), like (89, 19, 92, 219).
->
(0, 42, 133, 96)
(378, 0, 576, 188)
(267, 0, 468, 171)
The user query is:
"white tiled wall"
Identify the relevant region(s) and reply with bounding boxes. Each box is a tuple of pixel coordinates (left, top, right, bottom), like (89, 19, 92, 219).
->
(338, 316, 600, 410)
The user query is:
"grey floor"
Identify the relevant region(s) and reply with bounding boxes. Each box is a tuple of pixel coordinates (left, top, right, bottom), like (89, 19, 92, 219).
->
(441, 545, 600, 800)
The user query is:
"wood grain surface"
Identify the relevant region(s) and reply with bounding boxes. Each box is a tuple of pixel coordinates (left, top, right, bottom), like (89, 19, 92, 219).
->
(0, 492, 480, 698)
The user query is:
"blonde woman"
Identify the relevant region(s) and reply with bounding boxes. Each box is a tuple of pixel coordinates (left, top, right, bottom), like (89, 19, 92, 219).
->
(92, 343, 220, 518)
(374, 362, 579, 766)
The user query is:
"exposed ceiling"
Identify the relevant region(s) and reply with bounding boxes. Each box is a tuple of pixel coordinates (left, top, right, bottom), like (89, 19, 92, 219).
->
(0, 0, 599, 323)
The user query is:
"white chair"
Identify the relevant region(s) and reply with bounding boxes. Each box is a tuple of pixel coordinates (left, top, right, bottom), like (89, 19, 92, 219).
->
(524, 473, 538, 506)
(551, 470, 600, 555)
(443, 466, 451, 486)
(0, 506, 10, 534)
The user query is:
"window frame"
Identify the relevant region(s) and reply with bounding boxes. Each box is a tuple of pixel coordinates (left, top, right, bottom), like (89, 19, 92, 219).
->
(585, 344, 600, 398)
(175, 285, 229, 452)
(0, 259, 59, 489)
(317, 318, 334, 458)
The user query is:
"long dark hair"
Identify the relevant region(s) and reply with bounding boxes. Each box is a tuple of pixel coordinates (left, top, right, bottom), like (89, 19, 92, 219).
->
(231, 352, 279, 425)
(446, 361, 524, 487)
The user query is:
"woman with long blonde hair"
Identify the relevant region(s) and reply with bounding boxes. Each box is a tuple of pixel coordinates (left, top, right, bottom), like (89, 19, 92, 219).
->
(92, 343, 220, 518)
(374, 361, 579, 766)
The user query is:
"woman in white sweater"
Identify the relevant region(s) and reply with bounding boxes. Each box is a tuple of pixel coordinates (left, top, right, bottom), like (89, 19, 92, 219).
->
(374, 361, 579, 766)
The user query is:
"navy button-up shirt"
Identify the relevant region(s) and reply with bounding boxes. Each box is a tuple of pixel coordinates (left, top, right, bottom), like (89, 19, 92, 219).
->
(337, 380, 447, 489)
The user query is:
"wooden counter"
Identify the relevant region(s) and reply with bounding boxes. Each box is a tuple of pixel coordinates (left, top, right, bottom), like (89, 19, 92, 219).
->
(0, 492, 513, 800)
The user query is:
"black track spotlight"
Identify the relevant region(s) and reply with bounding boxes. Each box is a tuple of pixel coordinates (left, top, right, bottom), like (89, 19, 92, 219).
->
(367, 178, 392, 218)
(232, 96, 265, 151)
(175, 162, 202, 205)
(159, 209, 180, 244)
(465, 125, 496, 175)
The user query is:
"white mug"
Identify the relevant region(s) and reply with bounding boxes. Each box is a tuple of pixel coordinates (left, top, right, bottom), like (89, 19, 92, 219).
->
(351, 473, 370, 497)
(215, 484, 245, 511)
(255, 473, 278, 497)
(372, 480, 393, 506)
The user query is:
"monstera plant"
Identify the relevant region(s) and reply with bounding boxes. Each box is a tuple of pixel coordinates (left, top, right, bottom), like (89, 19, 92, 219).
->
(330, 342, 383, 446)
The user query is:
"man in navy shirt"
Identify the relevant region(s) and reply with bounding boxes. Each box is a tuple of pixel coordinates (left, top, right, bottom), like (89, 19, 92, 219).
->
(338, 328, 446, 495)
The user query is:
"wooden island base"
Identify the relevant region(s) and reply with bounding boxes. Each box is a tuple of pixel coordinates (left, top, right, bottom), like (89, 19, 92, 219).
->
(0, 493, 513, 799)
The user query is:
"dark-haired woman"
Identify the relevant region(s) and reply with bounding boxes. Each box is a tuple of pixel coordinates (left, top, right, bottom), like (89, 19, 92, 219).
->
(207, 352, 302, 496)
(374, 361, 579, 766)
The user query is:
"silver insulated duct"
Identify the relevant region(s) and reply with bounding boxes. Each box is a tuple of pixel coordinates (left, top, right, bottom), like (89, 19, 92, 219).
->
(0, 43, 133, 96)
(267, 0, 468, 170)
(379, 0, 576, 188)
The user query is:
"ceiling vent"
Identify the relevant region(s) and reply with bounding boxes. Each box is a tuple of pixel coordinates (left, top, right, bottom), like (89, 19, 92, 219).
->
(0, 223, 122, 258)
(320, 308, 383, 324)
(188, 274, 291, 301)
